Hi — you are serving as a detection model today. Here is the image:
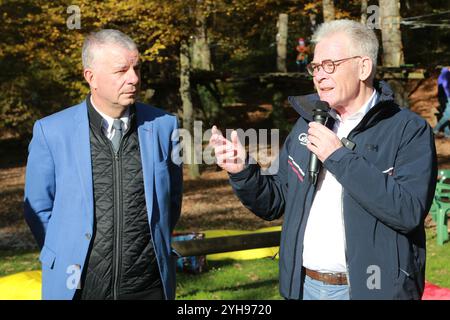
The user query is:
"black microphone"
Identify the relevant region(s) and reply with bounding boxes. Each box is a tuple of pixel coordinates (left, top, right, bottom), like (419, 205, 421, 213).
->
(309, 100, 330, 185)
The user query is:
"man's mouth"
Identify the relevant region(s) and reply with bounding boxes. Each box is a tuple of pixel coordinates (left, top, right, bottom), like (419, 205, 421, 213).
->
(320, 87, 334, 92)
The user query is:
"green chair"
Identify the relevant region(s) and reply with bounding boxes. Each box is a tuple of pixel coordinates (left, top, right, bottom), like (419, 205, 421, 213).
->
(438, 169, 450, 183)
(434, 181, 450, 245)
(430, 169, 450, 222)
(430, 197, 439, 222)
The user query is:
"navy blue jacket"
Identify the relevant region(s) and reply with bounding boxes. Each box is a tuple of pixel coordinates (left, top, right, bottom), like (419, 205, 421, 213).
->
(229, 81, 437, 299)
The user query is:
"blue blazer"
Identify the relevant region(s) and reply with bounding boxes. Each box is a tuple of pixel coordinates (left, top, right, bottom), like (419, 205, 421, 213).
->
(24, 100, 183, 300)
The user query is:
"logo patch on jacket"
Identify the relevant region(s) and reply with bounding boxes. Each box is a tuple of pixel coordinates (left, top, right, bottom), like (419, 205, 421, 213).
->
(298, 133, 308, 146)
(288, 155, 305, 182)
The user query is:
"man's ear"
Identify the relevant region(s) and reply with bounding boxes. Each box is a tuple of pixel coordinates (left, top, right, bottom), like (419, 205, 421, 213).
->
(359, 57, 373, 82)
(83, 68, 96, 89)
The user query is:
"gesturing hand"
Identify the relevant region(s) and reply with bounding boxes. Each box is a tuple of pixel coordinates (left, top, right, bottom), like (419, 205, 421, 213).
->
(209, 125, 246, 174)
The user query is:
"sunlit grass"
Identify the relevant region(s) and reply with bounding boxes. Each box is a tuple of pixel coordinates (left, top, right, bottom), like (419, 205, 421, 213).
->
(0, 250, 39, 277)
(176, 258, 281, 300)
(0, 227, 449, 299)
(425, 227, 450, 288)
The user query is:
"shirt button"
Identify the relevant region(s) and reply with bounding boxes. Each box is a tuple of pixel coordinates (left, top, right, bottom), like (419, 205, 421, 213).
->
(85, 233, 91, 240)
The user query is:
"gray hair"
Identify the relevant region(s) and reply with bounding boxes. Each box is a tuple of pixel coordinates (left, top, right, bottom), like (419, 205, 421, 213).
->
(312, 19, 379, 75)
(82, 29, 138, 69)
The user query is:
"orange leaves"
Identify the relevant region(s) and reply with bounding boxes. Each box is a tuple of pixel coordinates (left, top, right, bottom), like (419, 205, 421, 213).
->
(303, 2, 320, 14)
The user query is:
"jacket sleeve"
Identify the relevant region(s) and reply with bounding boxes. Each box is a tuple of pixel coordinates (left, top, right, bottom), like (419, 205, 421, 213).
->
(228, 134, 291, 221)
(24, 120, 56, 249)
(169, 116, 183, 232)
(443, 73, 450, 99)
(324, 117, 437, 234)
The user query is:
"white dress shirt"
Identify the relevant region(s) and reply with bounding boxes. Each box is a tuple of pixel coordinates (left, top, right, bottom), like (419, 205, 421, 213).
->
(90, 96, 129, 140)
(302, 89, 378, 273)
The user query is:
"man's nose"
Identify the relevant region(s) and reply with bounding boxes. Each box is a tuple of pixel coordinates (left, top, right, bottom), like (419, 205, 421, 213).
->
(127, 68, 140, 85)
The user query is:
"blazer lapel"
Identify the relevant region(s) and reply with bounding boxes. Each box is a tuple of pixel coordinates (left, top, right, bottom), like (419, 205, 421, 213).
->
(137, 111, 154, 223)
(73, 101, 94, 228)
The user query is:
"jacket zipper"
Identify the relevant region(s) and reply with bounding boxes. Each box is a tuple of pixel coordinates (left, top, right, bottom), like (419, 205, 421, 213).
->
(111, 146, 123, 300)
(340, 189, 352, 299)
(342, 129, 360, 299)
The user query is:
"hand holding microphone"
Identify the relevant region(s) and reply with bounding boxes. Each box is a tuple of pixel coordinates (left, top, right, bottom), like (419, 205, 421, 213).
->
(307, 101, 343, 185)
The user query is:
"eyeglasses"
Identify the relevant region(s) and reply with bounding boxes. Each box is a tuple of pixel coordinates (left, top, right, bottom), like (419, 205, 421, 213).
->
(306, 56, 361, 76)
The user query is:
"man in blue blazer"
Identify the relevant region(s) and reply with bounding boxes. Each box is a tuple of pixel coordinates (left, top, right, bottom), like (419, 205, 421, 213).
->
(24, 29, 182, 300)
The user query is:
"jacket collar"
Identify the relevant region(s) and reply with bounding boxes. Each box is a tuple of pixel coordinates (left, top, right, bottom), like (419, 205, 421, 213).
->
(288, 80, 398, 131)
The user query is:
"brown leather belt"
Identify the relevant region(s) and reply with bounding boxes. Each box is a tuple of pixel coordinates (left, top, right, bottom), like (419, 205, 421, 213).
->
(304, 267, 348, 285)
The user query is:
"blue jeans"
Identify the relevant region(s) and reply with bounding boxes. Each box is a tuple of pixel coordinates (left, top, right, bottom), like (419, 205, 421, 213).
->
(302, 275, 350, 300)
(434, 103, 450, 137)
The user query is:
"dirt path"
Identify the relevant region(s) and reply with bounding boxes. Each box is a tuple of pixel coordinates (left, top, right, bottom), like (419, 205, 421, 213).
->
(0, 166, 37, 250)
(179, 167, 282, 232)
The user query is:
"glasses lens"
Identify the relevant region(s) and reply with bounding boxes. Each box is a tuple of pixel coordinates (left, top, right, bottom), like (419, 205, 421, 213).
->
(322, 60, 335, 74)
(306, 64, 315, 75)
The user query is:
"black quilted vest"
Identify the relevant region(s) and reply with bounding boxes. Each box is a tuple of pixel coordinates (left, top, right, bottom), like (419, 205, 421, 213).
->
(76, 99, 162, 299)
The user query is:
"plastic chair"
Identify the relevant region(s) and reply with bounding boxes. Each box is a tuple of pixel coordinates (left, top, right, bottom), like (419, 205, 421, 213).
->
(430, 169, 450, 222)
(438, 169, 450, 183)
(430, 198, 439, 222)
(434, 181, 450, 245)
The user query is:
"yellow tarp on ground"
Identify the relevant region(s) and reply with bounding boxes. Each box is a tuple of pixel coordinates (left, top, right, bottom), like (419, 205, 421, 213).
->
(202, 226, 281, 261)
(0, 270, 41, 300)
(0, 226, 281, 300)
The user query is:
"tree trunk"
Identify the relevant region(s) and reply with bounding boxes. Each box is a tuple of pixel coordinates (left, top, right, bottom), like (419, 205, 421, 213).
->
(379, 0, 407, 107)
(309, 13, 317, 34)
(191, 1, 222, 124)
(276, 13, 288, 73)
(179, 41, 200, 179)
(361, 0, 368, 25)
(322, 0, 335, 22)
(191, 1, 212, 71)
(379, 0, 404, 67)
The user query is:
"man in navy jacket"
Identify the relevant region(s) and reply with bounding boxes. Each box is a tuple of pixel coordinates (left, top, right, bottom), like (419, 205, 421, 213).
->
(210, 20, 437, 299)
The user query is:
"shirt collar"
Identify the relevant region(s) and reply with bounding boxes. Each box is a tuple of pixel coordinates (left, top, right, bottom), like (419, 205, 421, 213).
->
(330, 89, 378, 123)
(90, 96, 130, 134)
